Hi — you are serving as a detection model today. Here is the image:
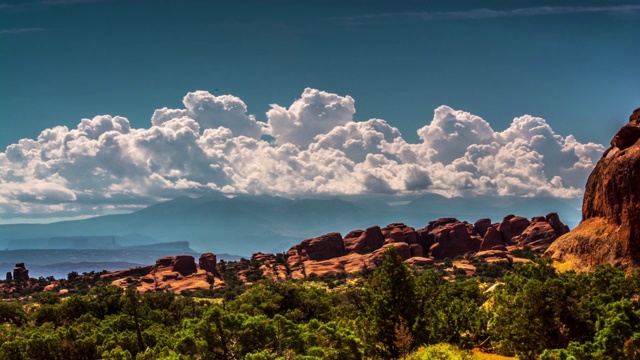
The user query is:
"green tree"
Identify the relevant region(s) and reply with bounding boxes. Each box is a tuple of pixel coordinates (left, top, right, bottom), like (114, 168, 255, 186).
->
(123, 287, 144, 353)
(360, 247, 417, 359)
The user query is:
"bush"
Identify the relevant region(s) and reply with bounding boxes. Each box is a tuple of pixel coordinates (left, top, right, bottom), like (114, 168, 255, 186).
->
(408, 343, 472, 360)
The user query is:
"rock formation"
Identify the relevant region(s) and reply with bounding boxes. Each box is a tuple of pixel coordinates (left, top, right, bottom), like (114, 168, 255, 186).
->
(280, 212, 569, 279)
(293, 233, 346, 261)
(428, 221, 482, 259)
(6, 272, 12, 281)
(343, 226, 385, 254)
(13, 263, 29, 282)
(513, 213, 569, 251)
(546, 107, 640, 270)
(103, 253, 224, 293)
(199, 253, 219, 277)
(95, 209, 571, 288)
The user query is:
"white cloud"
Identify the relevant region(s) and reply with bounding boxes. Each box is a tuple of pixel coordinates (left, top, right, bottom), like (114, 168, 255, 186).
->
(340, 5, 640, 24)
(267, 88, 355, 148)
(152, 90, 267, 139)
(0, 88, 605, 216)
(0, 28, 45, 35)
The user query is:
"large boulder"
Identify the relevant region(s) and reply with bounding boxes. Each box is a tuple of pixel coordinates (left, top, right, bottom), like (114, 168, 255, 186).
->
(499, 215, 530, 244)
(172, 255, 198, 276)
(546, 107, 640, 270)
(479, 226, 504, 251)
(429, 222, 482, 259)
(382, 223, 417, 244)
(343, 226, 385, 254)
(294, 233, 346, 261)
(474, 218, 492, 238)
(199, 253, 219, 276)
(512, 213, 570, 251)
(410, 244, 424, 257)
(153, 255, 197, 276)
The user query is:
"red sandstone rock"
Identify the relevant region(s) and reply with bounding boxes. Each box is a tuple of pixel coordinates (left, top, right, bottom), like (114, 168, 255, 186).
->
(546, 212, 570, 237)
(499, 215, 530, 244)
(426, 218, 459, 232)
(295, 232, 346, 261)
(479, 226, 504, 251)
(429, 222, 482, 259)
(405, 257, 434, 267)
(403, 227, 418, 244)
(374, 243, 412, 262)
(410, 244, 424, 257)
(546, 107, 640, 270)
(343, 226, 385, 254)
(156, 257, 174, 267)
(416, 227, 433, 252)
(13, 263, 29, 282)
(172, 255, 197, 276)
(475, 250, 508, 259)
(386, 227, 405, 244)
(511, 213, 569, 251)
(199, 253, 219, 276)
(474, 218, 492, 237)
(101, 265, 154, 279)
(102, 253, 223, 294)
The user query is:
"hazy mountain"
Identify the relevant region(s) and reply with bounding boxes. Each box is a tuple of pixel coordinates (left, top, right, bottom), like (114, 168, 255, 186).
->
(0, 193, 582, 256)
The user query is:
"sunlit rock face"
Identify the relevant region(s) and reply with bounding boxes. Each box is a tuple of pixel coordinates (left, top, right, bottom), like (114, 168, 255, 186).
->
(546, 107, 640, 271)
(280, 212, 569, 279)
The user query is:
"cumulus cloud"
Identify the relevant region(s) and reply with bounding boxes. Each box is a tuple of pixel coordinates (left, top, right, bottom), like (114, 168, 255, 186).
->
(0, 88, 605, 216)
(267, 88, 356, 148)
(151, 90, 267, 138)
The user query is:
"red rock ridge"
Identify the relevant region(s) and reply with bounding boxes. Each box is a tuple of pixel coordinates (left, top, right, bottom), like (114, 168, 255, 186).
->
(546, 107, 640, 270)
(103, 253, 224, 293)
(274, 212, 569, 279)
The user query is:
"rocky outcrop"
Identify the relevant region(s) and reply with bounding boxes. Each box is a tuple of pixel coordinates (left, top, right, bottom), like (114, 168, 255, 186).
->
(429, 222, 482, 259)
(250, 253, 288, 281)
(13, 263, 29, 282)
(474, 218, 492, 238)
(98, 210, 572, 288)
(294, 233, 346, 261)
(103, 253, 224, 293)
(6, 272, 12, 281)
(343, 226, 385, 254)
(546, 108, 640, 270)
(499, 215, 530, 244)
(280, 212, 569, 278)
(479, 226, 503, 251)
(382, 223, 418, 245)
(512, 213, 569, 251)
(172, 255, 197, 276)
(199, 253, 219, 277)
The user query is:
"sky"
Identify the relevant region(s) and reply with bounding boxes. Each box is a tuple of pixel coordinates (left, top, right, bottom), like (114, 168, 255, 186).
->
(1, 0, 639, 222)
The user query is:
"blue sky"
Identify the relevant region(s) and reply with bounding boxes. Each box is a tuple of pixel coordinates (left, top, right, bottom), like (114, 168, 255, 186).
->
(1, 0, 639, 220)
(2, 0, 638, 147)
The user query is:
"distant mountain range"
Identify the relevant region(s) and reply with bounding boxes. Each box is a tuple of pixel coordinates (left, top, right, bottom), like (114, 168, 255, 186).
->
(1, 193, 582, 257)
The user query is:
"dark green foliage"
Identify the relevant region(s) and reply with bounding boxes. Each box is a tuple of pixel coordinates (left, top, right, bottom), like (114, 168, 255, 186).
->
(0, 255, 638, 359)
(0, 301, 26, 326)
(509, 246, 538, 260)
(414, 271, 487, 349)
(360, 247, 417, 358)
(491, 261, 640, 359)
(470, 257, 513, 281)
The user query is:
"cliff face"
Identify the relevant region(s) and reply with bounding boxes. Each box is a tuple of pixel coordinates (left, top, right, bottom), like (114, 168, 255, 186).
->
(546, 107, 640, 270)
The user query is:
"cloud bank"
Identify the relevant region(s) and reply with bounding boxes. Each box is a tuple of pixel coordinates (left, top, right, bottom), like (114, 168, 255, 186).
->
(340, 5, 640, 24)
(0, 88, 604, 216)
